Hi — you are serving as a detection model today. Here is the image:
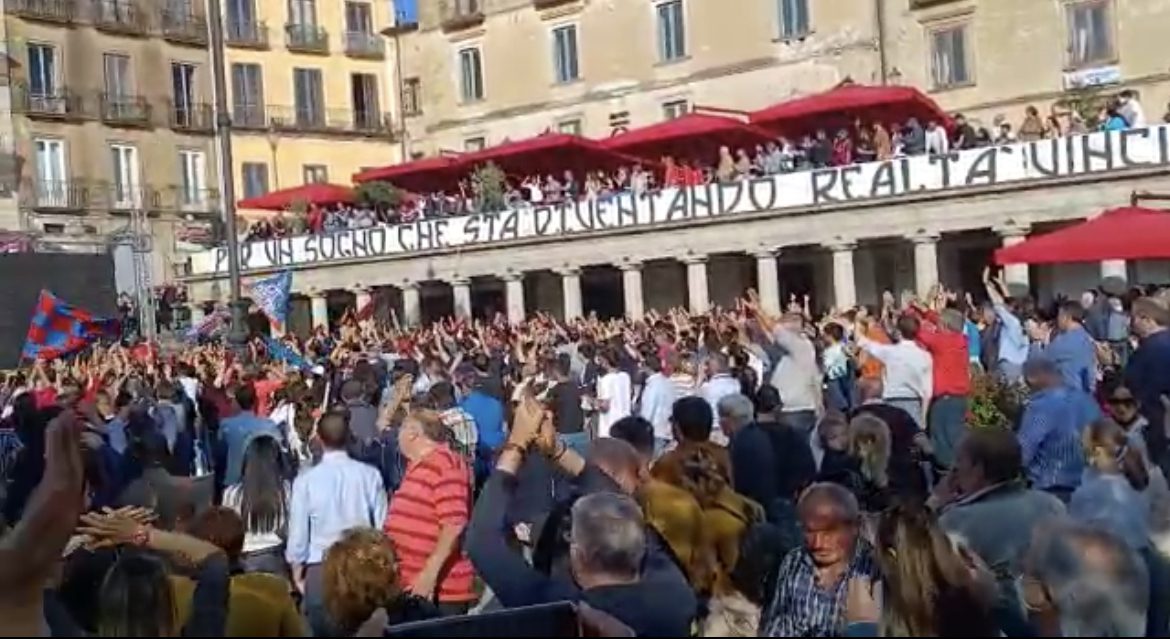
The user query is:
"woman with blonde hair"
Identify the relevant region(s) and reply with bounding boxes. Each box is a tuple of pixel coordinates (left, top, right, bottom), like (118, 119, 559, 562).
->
(847, 502, 998, 636)
(322, 527, 438, 635)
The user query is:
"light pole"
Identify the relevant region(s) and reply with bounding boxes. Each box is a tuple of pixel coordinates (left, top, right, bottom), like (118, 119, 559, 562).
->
(206, 0, 249, 351)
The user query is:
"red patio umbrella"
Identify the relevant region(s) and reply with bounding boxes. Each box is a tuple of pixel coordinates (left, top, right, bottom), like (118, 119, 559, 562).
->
(237, 182, 355, 211)
(601, 112, 778, 162)
(459, 133, 646, 179)
(749, 84, 949, 136)
(995, 207, 1170, 265)
(351, 155, 465, 193)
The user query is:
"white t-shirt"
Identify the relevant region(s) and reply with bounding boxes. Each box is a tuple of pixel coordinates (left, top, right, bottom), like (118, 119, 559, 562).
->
(223, 483, 289, 553)
(596, 370, 632, 438)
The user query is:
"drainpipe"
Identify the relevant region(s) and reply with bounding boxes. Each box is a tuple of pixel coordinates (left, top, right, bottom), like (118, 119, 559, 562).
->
(874, 0, 889, 85)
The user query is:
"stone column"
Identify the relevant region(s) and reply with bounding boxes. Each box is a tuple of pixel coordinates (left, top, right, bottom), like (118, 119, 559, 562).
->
(558, 267, 583, 320)
(401, 283, 421, 327)
(353, 286, 372, 315)
(1101, 259, 1128, 282)
(829, 242, 857, 309)
(685, 256, 709, 314)
(910, 233, 940, 298)
(620, 262, 644, 318)
(996, 225, 1031, 293)
(451, 278, 472, 319)
(754, 250, 781, 316)
(504, 273, 525, 324)
(310, 291, 329, 330)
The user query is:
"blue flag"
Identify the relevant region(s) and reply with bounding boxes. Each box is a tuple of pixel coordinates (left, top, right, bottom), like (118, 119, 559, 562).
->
(251, 271, 291, 330)
(263, 335, 310, 370)
(23, 290, 121, 360)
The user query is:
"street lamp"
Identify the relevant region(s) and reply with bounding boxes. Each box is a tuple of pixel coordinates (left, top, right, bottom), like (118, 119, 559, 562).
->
(206, 0, 249, 351)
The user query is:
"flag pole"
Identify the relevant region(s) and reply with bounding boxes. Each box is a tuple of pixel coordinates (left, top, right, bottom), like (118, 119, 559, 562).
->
(207, 0, 250, 354)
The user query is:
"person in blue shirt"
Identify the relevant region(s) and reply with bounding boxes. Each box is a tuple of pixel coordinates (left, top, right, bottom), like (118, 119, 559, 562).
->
(1041, 300, 1098, 394)
(459, 376, 505, 486)
(218, 384, 282, 486)
(1018, 357, 1101, 503)
(982, 270, 1029, 382)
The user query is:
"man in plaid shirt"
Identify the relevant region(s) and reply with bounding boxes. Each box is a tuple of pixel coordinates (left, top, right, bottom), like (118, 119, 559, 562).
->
(428, 381, 478, 464)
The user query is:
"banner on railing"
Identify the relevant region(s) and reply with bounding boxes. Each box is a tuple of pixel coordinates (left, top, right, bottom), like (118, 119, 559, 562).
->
(191, 125, 1170, 276)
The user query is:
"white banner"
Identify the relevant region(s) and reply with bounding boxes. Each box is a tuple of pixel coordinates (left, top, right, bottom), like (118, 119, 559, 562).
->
(191, 125, 1170, 276)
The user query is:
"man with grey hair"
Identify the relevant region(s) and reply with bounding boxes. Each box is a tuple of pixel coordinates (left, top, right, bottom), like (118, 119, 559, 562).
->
(720, 393, 780, 510)
(761, 482, 877, 636)
(468, 404, 697, 636)
(1025, 522, 1149, 637)
(569, 492, 646, 588)
(701, 351, 740, 445)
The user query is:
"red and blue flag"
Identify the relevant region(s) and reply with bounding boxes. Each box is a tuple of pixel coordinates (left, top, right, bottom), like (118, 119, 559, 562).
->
(22, 290, 121, 360)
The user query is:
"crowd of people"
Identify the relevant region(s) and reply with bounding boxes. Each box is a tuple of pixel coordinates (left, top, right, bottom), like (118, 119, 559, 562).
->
(3, 263, 1170, 636)
(239, 89, 1157, 244)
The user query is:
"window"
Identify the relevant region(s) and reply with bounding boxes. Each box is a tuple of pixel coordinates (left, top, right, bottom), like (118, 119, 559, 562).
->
(930, 25, 971, 88)
(464, 136, 485, 151)
(230, 63, 264, 126)
(226, 0, 257, 36)
(179, 150, 206, 207)
(103, 53, 132, 98)
(109, 144, 141, 209)
(303, 164, 328, 183)
(557, 119, 581, 135)
(454, 0, 479, 16)
(293, 67, 324, 126)
(171, 62, 197, 125)
(655, 0, 686, 62)
(344, 1, 372, 33)
(1066, 0, 1113, 67)
(662, 99, 688, 120)
(288, 0, 317, 25)
(242, 162, 269, 199)
(27, 44, 57, 98)
(351, 73, 380, 128)
(34, 138, 67, 206)
(777, 0, 809, 39)
(552, 25, 579, 84)
(402, 77, 422, 116)
(458, 47, 484, 102)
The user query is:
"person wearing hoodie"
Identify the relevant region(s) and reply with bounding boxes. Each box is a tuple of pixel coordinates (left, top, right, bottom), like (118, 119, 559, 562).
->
(902, 118, 926, 155)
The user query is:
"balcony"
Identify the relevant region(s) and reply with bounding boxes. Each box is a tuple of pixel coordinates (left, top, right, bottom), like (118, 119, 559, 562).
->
(267, 105, 393, 138)
(99, 93, 153, 128)
(155, 185, 220, 215)
(96, 182, 162, 213)
(21, 179, 93, 212)
(343, 31, 385, 59)
(285, 23, 329, 54)
(225, 19, 269, 49)
(12, 84, 87, 121)
(8, 0, 76, 24)
(440, 0, 484, 32)
(92, 0, 148, 36)
(168, 101, 214, 133)
(231, 103, 268, 130)
(161, 9, 209, 46)
(909, 0, 962, 7)
(532, 0, 575, 9)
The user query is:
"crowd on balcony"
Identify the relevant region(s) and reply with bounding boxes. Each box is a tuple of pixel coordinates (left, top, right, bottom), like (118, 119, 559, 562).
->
(240, 88, 1153, 243)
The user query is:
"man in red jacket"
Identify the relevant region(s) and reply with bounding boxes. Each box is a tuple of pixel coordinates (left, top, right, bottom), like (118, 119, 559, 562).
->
(909, 305, 971, 468)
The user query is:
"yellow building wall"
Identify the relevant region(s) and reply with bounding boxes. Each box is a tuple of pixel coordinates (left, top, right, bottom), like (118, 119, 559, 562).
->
(225, 0, 401, 202)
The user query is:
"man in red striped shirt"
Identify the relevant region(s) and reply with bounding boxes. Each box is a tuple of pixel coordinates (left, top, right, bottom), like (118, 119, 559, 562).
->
(385, 409, 477, 614)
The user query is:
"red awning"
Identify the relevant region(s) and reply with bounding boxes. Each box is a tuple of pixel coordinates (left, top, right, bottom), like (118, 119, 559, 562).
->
(995, 207, 1170, 265)
(352, 155, 464, 193)
(600, 112, 777, 161)
(749, 84, 949, 136)
(237, 182, 355, 211)
(460, 133, 644, 179)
